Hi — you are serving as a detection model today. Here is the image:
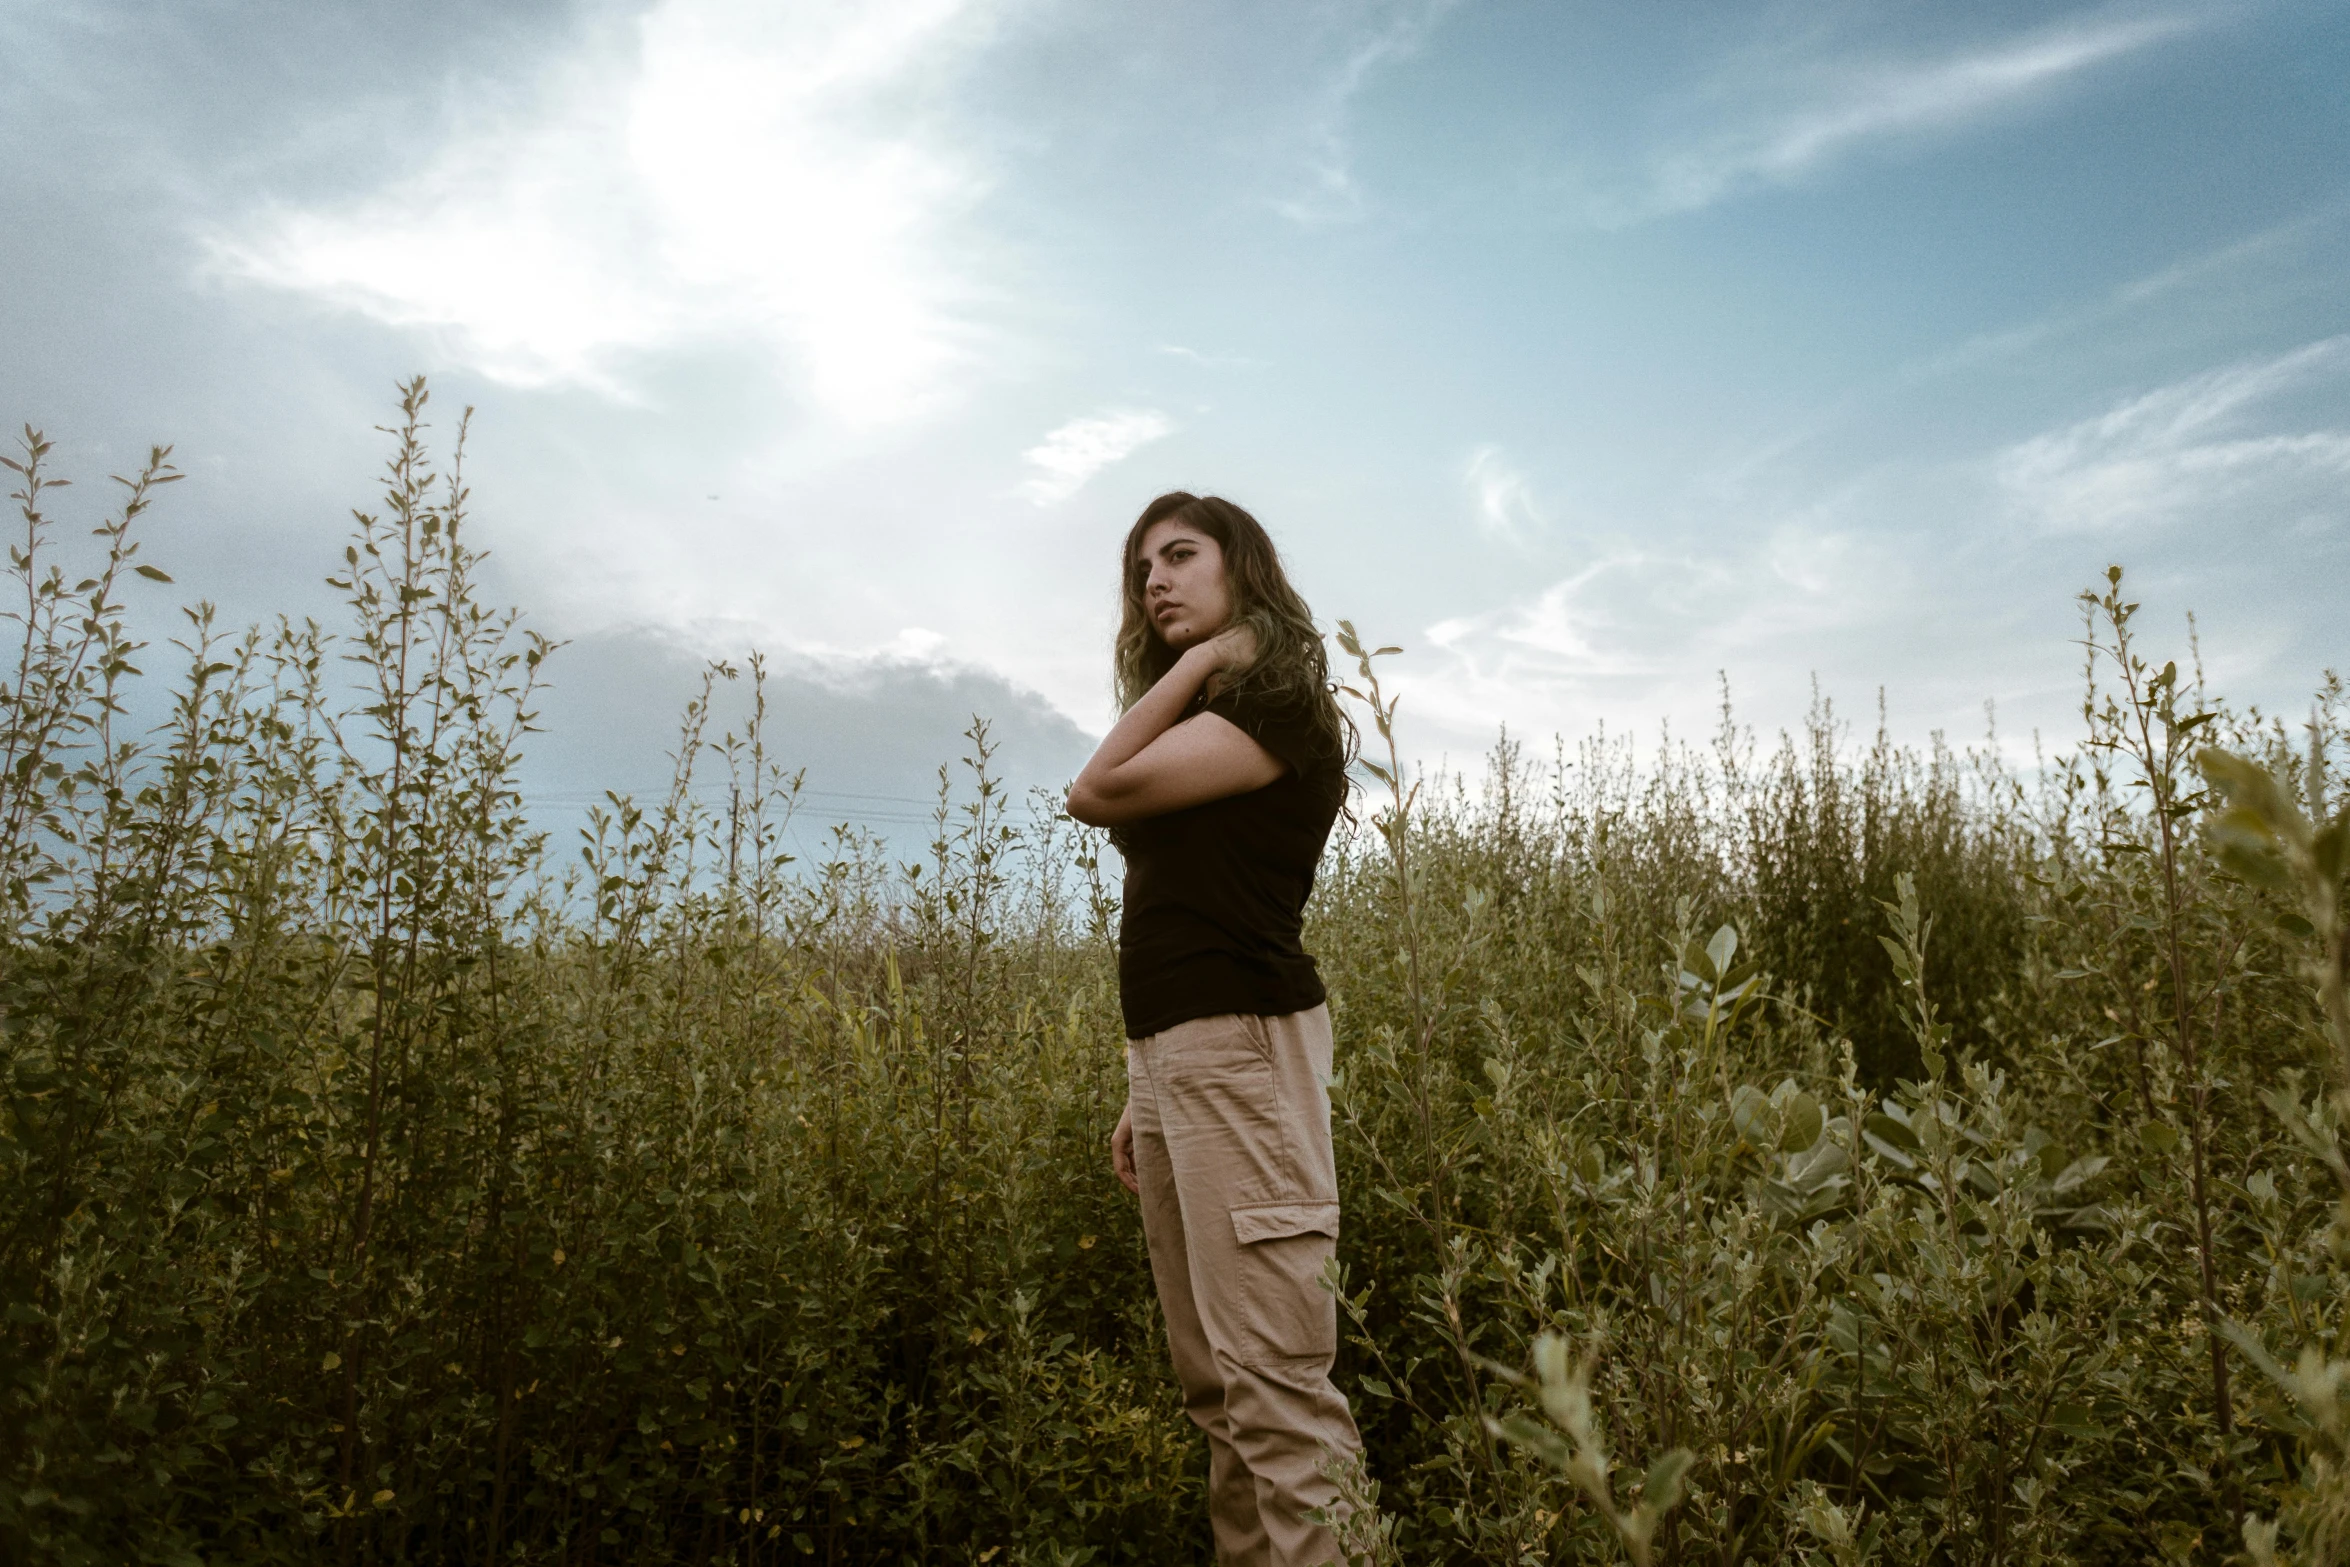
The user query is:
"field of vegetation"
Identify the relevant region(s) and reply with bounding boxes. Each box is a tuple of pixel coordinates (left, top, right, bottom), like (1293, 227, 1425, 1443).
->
(4, 385, 2347, 1566)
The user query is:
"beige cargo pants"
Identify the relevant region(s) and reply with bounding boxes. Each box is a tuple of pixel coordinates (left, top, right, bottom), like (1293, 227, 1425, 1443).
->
(1126, 1004, 1362, 1566)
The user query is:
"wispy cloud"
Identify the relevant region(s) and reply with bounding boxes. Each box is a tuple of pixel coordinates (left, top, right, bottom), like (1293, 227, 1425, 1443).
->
(1156, 343, 1260, 370)
(1425, 557, 1633, 671)
(1706, 200, 2350, 492)
(1464, 445, 1542, 543)
(1410, 520, 1914, 747)
(1909, 208, 2333, 382)
(1017, 409, 1174, 506)
(208, 0, 1002, 423)
(1997, 336, 2350, 530)
(1604, 9, 2208, 226)
(1268, 0, 1462, 226)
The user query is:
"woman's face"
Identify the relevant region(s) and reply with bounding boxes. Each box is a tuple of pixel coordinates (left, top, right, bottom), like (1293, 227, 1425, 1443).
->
(1136, 519, 1232, 651)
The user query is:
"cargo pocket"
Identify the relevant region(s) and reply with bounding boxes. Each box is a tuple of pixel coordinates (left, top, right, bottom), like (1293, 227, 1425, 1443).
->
(1230, 1201, 1341, 1367)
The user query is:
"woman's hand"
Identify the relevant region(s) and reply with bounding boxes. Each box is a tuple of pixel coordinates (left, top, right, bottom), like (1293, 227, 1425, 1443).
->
(1111, 1101, 1139, 1196)
(1065, 617, 1284, 828)
(1192, 621, 1258, 680)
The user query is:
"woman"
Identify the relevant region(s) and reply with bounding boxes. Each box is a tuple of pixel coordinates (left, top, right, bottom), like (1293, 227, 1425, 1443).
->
(1066, 492, 1361, 1566)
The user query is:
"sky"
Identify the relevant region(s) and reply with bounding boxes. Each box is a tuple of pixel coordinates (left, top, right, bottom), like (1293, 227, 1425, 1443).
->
(4, 0, 2346, 845)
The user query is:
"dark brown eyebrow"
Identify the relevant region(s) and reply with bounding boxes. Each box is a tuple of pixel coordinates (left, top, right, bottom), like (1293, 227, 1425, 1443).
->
(1143, 529, 1206, 560)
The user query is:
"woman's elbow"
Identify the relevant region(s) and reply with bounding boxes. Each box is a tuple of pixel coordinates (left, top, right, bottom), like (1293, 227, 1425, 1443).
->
(1064, 782, 1114, 826)
(1067, 777, 1146, 827)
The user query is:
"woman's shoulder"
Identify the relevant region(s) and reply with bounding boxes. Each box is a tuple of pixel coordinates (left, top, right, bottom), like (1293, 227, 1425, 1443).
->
(1205, 678, 1343, 774)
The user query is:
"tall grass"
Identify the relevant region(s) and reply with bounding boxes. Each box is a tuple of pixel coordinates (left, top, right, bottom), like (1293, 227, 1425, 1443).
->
(3, 388, 2346, 1566)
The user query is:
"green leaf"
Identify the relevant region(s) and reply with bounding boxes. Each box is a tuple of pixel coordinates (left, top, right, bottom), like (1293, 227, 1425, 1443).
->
(1705, 923, 1738, 979)
(1642, 1448, 1695, 1513)
(2047, 1403, 2104, 1438)
(133, 564, 172, 582)
(1487, 1412, 1571, 1471)
(2215, 1319, 2290, 1391)
(1779, 1093, 1824, 1153)
(1863, 1111, 1921, 1152)
(2313, 819, 2346, 885)
(2048, 1155, 2110, 1196)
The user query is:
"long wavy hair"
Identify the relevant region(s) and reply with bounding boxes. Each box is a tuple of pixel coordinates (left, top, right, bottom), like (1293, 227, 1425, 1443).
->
(1114, 492, 1349, 762)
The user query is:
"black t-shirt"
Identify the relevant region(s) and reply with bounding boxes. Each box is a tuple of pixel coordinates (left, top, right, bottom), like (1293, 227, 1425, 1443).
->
(1115, 681, 1347, 1039)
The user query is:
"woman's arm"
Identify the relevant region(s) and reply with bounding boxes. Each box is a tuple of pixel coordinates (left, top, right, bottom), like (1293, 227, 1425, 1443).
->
(1066, 630, 1284, 828)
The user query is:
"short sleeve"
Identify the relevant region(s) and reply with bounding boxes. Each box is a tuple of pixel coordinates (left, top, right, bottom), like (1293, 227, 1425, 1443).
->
(1203, 682, 1331, 779)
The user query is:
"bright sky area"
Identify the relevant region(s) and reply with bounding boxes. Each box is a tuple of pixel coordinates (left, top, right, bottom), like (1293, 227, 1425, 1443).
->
(4, 0, 2346, 842)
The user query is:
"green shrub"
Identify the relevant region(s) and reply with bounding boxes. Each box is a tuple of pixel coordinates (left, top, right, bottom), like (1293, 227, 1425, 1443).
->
(2, 389, 2344, 1565)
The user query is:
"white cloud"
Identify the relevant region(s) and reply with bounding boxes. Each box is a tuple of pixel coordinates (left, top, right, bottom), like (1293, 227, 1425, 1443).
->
(1608, 10, 2206, 226)
(1017, 409, 1174, 506)
(1997, 336, 2350, 531)
(208, 0, 1000, 423)
(1406, 335, 2350, 765)
(1465, 445, 1542, 542)
(1399, 519, 1924, 753)
(1156, 343, 1260, 370)
(1268, 0, 1463, 226)
(889, 626, 948, 660)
